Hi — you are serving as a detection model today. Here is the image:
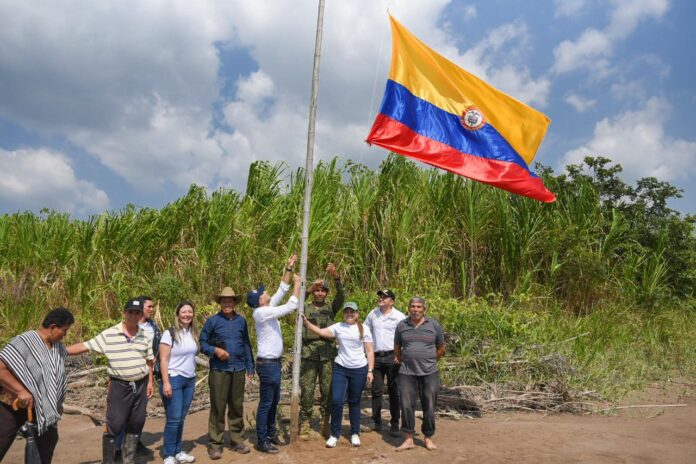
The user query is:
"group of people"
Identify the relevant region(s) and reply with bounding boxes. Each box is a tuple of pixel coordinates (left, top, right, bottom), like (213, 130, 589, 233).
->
(0, 256, 446, 463)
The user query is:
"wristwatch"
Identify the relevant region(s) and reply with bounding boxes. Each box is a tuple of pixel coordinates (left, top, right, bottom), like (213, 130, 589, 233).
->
(368, 368, 373, 373)
(286, 267, 293, 272)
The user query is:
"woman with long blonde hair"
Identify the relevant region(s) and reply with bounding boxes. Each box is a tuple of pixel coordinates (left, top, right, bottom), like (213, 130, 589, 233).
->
(159, 301, 199, 464)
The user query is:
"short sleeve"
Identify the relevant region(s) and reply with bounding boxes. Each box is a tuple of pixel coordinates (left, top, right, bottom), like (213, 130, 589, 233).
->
(146, 339, 154, 361)
(394, 321, 403, 345)
(84, 334, 105, 354)
(434, 320, 445, 346)
(327, 323, 340, 337)
(364, 311, 374, 332)
(362, 325, 373, 343)
(160, 329, 173, 346)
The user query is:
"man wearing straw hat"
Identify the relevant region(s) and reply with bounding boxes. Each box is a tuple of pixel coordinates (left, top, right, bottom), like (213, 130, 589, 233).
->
(200, 286, 254, 460)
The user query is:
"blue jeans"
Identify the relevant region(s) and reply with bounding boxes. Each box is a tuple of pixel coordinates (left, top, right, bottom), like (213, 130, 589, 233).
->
(255, 359, 281, 445)
(160, 375, 196, 457)
(330, 362, 368, 438)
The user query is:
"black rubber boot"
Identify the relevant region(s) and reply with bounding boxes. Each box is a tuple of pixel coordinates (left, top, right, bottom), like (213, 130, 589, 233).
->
(102, 435, 116, 464)
(121, 433, 138, 464)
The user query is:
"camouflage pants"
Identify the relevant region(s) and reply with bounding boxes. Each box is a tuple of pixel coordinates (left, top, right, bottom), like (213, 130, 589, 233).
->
(299, 358, 332, 422)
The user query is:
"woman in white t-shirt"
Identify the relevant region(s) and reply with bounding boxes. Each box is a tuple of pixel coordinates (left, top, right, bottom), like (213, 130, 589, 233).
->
(303, 301, 374, 448)
(159, 301, 199, 464)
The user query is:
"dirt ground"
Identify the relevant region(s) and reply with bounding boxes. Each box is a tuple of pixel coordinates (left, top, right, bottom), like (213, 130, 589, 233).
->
(5, 387, 696, 464)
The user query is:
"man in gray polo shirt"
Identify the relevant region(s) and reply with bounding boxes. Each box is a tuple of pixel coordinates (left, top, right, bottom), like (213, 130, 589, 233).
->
(393, 296, 445, 452)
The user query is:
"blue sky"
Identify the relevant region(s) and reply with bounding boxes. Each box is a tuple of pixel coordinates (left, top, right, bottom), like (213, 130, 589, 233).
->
(0, 0, 694, 217)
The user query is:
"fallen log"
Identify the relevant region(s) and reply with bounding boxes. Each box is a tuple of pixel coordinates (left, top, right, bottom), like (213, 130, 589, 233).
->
(594, 403, 687, 413)
(66, 378, 98, 389)
(67, 366, 107, 379)
(63, 404, 105, 425)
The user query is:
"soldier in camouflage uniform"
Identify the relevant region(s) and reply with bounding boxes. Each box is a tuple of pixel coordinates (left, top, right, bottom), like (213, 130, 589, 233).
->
(299, 263, 344, 438)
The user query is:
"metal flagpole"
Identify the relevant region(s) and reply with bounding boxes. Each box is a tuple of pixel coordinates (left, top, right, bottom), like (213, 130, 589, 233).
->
(290, 0, 325, 443)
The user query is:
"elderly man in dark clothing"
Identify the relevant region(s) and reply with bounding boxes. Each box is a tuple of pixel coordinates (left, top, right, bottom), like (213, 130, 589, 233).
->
(394, 297, 445, 452)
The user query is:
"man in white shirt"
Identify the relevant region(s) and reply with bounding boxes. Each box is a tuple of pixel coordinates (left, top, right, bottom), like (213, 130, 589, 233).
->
(364, 289, 406, 436)
(247, 256, 301, 454)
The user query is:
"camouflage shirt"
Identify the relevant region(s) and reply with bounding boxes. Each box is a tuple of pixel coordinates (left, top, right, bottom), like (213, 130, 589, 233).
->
(301, 278, 345, 361)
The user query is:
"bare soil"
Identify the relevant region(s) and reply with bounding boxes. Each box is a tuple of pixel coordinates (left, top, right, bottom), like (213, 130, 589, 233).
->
(5, 385, 695, 464)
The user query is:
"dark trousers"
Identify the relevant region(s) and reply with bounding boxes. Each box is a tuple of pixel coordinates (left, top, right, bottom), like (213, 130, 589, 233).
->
(0, 401, 59, 464)
(371, 352, 400, 426)
(255, 359, 281, 445)
(330, 363, 368, 438)
(398, 372, 440, 437)
(208, 369, 245, 448)
(105, 377, 148, 438)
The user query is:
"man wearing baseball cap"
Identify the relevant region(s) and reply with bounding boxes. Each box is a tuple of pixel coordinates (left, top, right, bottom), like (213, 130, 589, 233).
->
(67, 298, 155, 464)
(364, 289, 405, 436)
(248, 255, 301, 453)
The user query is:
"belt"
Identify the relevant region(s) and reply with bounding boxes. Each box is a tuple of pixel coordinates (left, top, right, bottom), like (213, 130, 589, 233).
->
(109, 376, 147, 394)
(110, 376, 147, 384)
(256, 357, 282, 363)
(375, 351, 394, 357)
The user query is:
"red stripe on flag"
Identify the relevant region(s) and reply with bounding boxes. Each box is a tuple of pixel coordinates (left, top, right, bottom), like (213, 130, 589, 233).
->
(367, 114, 556, 203)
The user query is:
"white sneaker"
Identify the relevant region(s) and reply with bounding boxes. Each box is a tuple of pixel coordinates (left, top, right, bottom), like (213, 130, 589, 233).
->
(164, 457, 177, 464)
(175, 451, 196, 463)
(325, 436, 338, 448)
(351, 434, 361, 447)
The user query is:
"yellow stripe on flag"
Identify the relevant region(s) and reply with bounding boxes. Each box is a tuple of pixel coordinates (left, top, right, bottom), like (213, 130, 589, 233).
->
(387, 15, 550, 165)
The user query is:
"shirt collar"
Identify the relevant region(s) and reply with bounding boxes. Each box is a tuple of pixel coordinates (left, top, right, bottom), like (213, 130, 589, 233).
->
(404, 317, 429, 327)
(217, 310, 236, 318)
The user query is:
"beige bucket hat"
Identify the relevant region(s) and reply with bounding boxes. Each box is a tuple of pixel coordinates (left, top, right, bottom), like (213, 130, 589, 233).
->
(214, 287, 243, 304)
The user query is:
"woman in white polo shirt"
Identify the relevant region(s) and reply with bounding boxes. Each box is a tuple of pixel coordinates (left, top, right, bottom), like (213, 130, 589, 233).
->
(159, 301, 199, 464)
(303, 302, 374, 448)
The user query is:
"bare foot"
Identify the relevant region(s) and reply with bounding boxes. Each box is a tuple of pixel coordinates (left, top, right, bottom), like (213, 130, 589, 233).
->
(395, 440, 415, 452)
(424, 437, 437, 451)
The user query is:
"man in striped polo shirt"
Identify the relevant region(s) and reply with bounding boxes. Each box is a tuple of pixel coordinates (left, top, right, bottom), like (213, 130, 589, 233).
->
(68, 298, 154, 464)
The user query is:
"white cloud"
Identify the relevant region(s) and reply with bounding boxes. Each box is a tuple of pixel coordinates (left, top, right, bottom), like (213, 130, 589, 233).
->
(562, 97, 696, 181)
(608, 0, 670, 38)
(0, 0, 552, 212)
(463, 5, 477, 20)
(554, 0, 589, 18)
(610, 79, 648, 101)
(0, 148, 110, 215)
(564, 93, 597, 112)
(553, 29, 613, 76)
(552, 0, 669, 75)
(452, 21, 551, 107)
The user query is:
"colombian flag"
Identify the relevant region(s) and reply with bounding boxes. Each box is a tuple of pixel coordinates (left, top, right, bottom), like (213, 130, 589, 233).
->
(367, 16, 556, 202)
